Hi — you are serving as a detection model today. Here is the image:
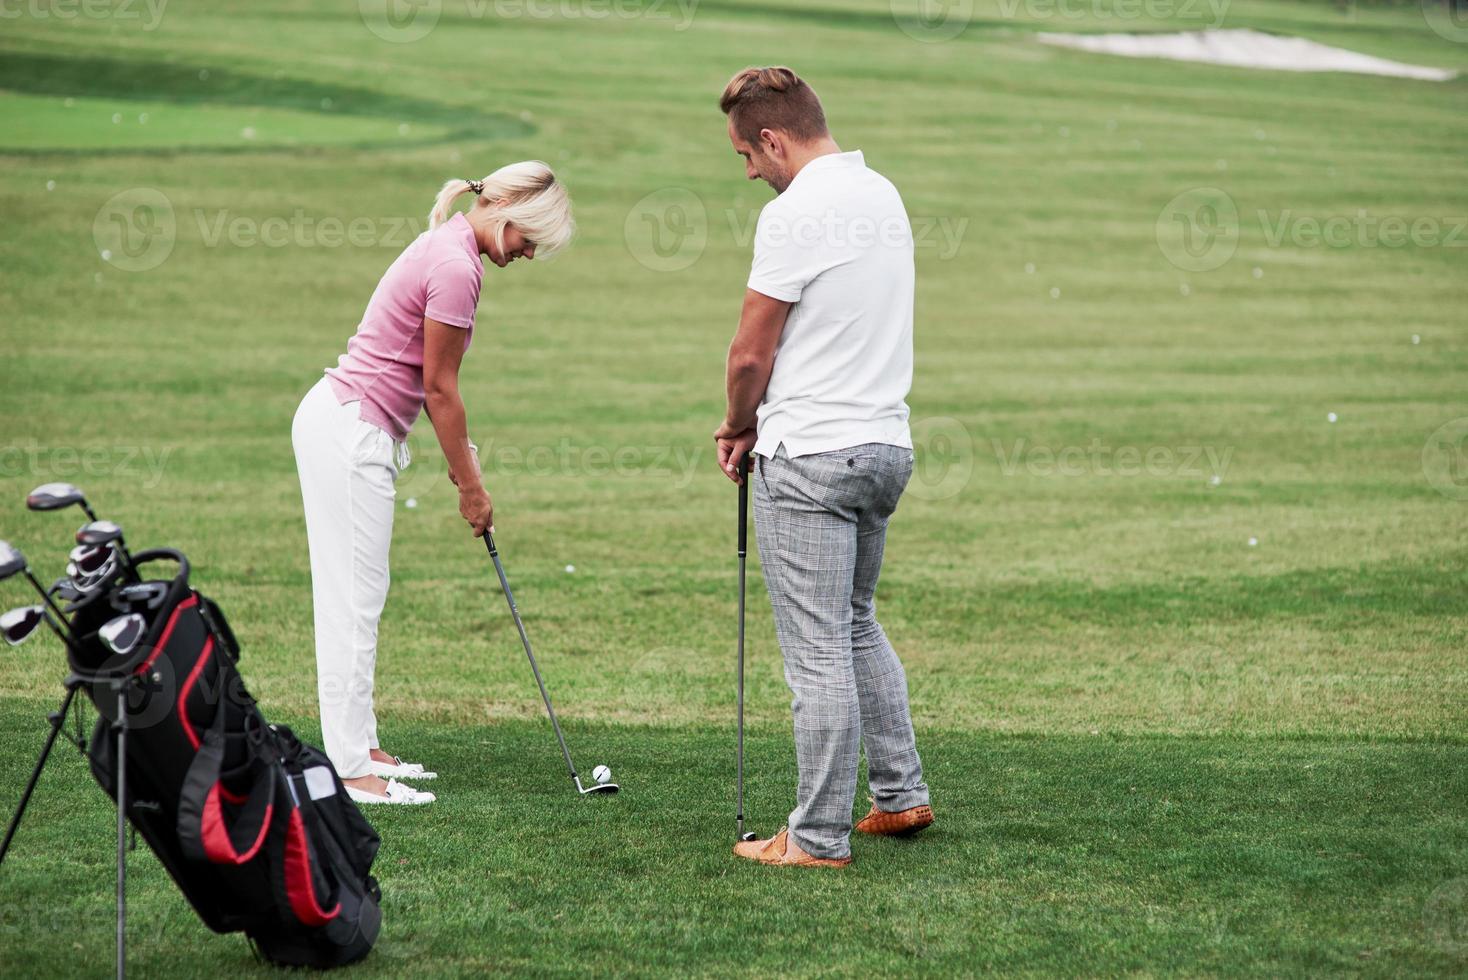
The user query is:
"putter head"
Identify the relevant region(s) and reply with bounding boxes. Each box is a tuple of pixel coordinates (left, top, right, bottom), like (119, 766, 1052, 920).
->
(99, 613, 146, 656)
(1, 605, 45, 646)
(76, 520, 124, 547)
(26, 482, 88, 513)
(738, 831, 758, 842)
(0, 541, 26, 581)
(574, 776, 619, 795)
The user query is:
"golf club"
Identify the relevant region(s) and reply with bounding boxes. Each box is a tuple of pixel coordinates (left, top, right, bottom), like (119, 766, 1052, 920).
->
(735, 453, 757, 842)
(77, 521, 139, 582)
(67, 545, 120, 596)
(25, 481, 99, 522)
(99, 614, 147, 657)
(1, 604, 78, 652)
(0, 541, 81, 644)
(480, 534, 618, 796)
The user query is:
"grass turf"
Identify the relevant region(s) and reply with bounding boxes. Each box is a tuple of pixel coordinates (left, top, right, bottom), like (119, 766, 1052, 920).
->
(1, 0, 1466, 974)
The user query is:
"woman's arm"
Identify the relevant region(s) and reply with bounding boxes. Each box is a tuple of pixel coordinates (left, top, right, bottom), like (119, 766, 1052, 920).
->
(423, 318, 494, 535)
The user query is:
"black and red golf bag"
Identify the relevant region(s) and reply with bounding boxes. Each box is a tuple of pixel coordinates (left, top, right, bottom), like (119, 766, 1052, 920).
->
(66, 547, 382, 968)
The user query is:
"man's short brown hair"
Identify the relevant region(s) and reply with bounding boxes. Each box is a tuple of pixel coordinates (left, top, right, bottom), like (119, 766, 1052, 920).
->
(719, 66, 828, 146)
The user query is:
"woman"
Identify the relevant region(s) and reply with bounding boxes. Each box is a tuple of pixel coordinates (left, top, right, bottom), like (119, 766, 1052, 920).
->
(291, 162, 574, 805)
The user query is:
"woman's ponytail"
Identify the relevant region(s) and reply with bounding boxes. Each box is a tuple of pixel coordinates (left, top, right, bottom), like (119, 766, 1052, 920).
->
(428, 178, 481, 229)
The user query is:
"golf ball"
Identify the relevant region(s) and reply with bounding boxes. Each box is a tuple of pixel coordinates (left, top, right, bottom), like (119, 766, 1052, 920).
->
(1327, 412, 1337, 423)
(592, 765, 611, 784)
(405, 497, 418, 509)
(1248, 537, 1259, 547)
(565, 564, 575, 573)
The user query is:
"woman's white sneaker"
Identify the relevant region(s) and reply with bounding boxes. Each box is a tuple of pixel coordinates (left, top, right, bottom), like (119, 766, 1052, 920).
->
(368, 756, 438, 781)
(345, 778, 435, 805)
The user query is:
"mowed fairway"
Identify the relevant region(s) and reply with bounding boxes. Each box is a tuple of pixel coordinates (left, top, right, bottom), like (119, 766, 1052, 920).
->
(2, 0, 1467, 975)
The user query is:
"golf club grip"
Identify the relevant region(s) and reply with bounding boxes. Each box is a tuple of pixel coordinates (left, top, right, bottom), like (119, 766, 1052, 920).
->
(737, 454, 750, 555)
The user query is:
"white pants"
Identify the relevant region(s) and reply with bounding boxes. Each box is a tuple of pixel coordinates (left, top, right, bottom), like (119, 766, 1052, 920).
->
(291, 378, 408, 778)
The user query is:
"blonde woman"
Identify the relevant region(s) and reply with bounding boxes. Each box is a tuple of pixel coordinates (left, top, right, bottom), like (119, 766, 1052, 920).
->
(292, 162, 574, 805)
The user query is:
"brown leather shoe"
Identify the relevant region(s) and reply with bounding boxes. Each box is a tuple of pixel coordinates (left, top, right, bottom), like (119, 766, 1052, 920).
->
(732, 828, 851, 867)
(855, 801, 934, 837)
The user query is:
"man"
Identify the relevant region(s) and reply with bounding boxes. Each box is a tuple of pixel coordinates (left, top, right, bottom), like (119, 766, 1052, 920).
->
(714, 66, 933, 868)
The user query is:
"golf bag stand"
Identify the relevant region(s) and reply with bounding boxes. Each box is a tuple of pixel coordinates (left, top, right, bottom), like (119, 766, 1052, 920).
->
(0, 679, 82, 865)
(0, 673, 130, 979)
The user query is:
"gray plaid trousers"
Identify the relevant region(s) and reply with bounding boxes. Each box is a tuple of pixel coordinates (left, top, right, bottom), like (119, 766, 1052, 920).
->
(753, 442, 930, 859)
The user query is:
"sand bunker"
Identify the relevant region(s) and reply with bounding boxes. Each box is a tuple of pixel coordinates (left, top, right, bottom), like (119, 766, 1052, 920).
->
(1037, 28, 1456, 81)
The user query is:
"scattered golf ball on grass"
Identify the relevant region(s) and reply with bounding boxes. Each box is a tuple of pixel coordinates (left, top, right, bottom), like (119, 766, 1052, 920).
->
(565, 564, 575, 573)
(1248, 537, 1259, 547)
(405, 497, 417, 509)
(1327, 412, 1337, 423)
(592, 765, 611, 784)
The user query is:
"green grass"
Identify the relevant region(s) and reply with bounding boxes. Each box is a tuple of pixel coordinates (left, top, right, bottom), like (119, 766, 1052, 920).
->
(2, 0, 1466, 974)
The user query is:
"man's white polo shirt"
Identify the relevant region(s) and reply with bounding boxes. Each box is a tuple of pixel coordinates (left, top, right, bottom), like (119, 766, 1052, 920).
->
(747, 149, 914, 459)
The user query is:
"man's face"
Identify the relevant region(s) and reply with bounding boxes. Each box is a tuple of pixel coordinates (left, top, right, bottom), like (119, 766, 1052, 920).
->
(728, 119, 792, 193)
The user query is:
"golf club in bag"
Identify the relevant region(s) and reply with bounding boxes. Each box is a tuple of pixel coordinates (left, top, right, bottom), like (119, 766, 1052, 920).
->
(735, 453, 758, 842)
(1, 486, 383, 973)
(481, 534, 617, 796)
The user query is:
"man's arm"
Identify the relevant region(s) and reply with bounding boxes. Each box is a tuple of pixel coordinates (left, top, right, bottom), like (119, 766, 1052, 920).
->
(714, 288, 792, 482)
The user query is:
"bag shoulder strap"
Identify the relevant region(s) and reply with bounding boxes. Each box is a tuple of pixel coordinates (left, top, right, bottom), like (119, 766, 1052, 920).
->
(177, 691, 276, 865)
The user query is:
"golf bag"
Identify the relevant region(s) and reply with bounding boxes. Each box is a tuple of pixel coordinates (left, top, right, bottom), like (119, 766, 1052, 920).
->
(66, 548, 382, 968)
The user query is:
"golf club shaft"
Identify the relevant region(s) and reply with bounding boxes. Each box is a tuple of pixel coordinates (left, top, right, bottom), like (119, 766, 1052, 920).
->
(737, 453, 749, 837)
(24, 569, 76, 641)
(483, 534, 580, 782)
(115, 683, 126, 980)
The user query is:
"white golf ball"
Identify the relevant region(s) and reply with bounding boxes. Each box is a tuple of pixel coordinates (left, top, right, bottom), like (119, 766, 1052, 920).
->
(405, 497, 418, 509)
(1209, 475, 1221, 487)
(1248, 537, 1259, 547)
(565, 564, 575, 573)
(1327, 412, 1337, 423)
(591, 765, 611, 784)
